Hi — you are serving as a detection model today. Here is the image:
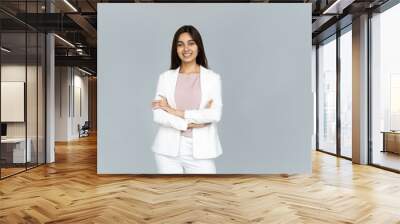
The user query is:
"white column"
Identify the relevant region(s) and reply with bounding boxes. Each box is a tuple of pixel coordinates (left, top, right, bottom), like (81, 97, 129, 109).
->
(45, 1, 56, 163)
(352, 14, 369, 164)
(46, 32, 55, 163)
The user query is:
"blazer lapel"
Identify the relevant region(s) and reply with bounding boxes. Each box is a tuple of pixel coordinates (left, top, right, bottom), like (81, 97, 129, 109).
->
(199, 65, 208, 109)
(168, 67, 179, 109)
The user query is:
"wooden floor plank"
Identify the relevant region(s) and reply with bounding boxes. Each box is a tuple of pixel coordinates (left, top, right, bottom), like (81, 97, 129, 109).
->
(0, 134, 400, 223)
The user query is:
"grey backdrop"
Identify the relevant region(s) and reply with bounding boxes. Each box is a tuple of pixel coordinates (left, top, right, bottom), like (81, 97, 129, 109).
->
(98, 3, 313, 174)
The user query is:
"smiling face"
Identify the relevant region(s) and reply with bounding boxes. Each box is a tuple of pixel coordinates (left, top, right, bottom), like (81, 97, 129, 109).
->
(176, 32, 199, 64)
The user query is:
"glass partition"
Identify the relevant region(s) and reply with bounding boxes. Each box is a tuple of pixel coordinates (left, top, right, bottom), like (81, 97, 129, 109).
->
(38, 32, 45, 165)
(0, 31, 28, 177)
(27, 31, 38, 169)
(0, 1, 46, 179)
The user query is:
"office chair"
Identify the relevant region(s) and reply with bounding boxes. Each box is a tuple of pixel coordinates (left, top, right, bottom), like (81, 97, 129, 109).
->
(79, 121, 90, 138)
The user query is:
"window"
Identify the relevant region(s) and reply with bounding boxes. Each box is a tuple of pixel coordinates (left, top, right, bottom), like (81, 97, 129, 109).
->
(371, 3, 400, 171)
(318, 36, 337, 154)
(339, 28, 352, 158)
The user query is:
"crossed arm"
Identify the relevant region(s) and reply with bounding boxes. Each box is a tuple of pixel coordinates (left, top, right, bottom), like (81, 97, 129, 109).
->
(152, 96, 213, 130)
(152, 75, 222, 131)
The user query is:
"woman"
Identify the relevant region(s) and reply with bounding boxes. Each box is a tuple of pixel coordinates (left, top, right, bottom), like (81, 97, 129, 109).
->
(151, 25, 223, 174)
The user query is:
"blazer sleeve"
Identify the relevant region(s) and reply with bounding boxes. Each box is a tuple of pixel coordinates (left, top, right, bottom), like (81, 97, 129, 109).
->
(184, 75, 222, 124)
(153, 74, 188, 131)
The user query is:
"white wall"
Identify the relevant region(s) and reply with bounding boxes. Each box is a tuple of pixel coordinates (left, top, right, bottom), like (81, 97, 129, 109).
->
(1, 65, 39, 137)
(71, 72, 89, 138)
(55, 67, 89, 141)
(55, 66, 69, 141)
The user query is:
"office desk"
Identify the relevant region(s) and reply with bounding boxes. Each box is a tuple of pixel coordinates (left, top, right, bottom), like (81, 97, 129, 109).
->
(381, 131, 400, 154)
(1, 138, 32, 163)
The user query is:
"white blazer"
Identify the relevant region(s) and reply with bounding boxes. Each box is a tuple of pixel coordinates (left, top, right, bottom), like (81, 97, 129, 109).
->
(152, 66, 223, 159)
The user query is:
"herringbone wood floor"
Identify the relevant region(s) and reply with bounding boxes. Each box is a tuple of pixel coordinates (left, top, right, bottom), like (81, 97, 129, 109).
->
(1, 134, 400, 224)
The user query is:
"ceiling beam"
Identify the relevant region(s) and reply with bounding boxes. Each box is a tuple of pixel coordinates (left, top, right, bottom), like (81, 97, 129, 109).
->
(55, 55, 96, 69)
(67, 13, 97, 44)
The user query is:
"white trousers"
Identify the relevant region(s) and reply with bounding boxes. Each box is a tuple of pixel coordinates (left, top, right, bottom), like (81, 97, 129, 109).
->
(154, 136, 216, 174)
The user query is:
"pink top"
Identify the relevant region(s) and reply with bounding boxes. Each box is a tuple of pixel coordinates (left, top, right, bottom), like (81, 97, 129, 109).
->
(175, 73, 201, 138)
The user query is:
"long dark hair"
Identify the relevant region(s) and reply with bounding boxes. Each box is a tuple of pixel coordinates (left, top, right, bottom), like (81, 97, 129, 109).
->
(170, 25, 208, 69)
